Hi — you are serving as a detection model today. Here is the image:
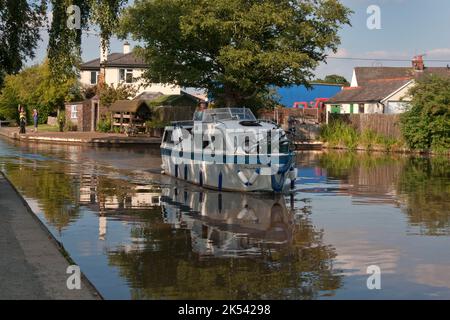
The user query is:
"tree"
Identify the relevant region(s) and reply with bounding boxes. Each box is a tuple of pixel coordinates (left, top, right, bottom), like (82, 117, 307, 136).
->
(0, 0, 46, 87)
(317, 74, 349, 86)
(0, 61, 81, 123)
(98, 82, 138, 108)
(401, 75, 450, 152)
(119, 0, 351, 107)
(48, 0, 127, 82)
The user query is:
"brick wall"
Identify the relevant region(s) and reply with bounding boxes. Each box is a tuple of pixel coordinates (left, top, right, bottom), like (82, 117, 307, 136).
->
(65, 101, 93, 132)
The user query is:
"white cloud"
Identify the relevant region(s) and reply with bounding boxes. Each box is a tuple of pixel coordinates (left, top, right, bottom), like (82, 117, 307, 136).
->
(330, 48, 350, 58)
(426, 48, 450, 59)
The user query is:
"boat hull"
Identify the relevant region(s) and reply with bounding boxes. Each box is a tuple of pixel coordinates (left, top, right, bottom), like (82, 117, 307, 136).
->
(161, 155, 297, 193)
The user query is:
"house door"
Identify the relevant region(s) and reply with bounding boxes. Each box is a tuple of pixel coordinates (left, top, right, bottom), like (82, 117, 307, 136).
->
(331, 105, 341, 114)
(94, 103, 99, 131)
(358, 104, 365, 114)
(350, 104, 354, 114)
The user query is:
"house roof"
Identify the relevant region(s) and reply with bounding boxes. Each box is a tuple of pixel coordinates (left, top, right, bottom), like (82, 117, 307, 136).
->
(80, 52, 147, 70)
(147, 91, 200, 107)
(110, 92, 201, 113)
(327, 78, 412, 104)
(354, 67, 450, 86)
(327, 65, 450, 104)
(134, 91, 164, 101)
(110, 99, 150, 113)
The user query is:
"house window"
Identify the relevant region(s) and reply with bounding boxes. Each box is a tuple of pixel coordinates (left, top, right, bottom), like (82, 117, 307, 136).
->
(358, 104, 365, 114)
(71, 105, 78, 119)
(90, 71, 98, 85)
(119, 69, 134, 83)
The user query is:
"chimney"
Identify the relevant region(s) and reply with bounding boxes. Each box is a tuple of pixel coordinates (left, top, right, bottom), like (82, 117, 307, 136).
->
(412, 55, 425, 71)
(123, 41, 131, 54)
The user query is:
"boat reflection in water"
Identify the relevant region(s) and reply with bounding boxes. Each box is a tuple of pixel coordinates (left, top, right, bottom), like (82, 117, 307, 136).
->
(161, 184, 294, 258)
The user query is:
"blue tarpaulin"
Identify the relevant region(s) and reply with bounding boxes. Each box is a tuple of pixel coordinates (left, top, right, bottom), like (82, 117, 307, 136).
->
(277, 84, 343, 108)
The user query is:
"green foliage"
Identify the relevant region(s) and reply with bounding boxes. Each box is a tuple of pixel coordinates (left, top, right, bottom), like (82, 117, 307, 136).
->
(99, 82, 138, 107)
(57, 110, 66, 131)
(119, 0, 351, 107)
(47, 0, 89, 83)
(145, 118, 169, 129)
(360, 129, 378, 150)
(316, 74, 349, 86)
(4, 162, 80, 232)
(1, 1, 126, 88)
(397, 157, 450, 235)
(64, 121, 77, 132)
(320, 120, 358, 150)
(320, 121, 404, 152)
(401, 75, 450, 153)
(48, 0, 126, 82)
(0, 61, 81, 123)
(97, 118, 112, 133)
(90, 0, 128, 50)
(0, 0, 46, 87)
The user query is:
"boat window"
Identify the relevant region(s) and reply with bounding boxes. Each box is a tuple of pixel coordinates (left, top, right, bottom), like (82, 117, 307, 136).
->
(163, 130, 173, 144)
(201, 108, 256, 122)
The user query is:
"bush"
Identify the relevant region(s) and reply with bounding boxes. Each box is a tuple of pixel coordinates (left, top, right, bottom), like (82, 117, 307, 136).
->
(360, 129, 378, 150)
(57, 110, 65, 132)
(0, 61, 81, 124)
(97, 118, 112, 133)
(320, 120, 403, 152)
(401, 75, 450, 153)
(320, 120, 358, 150)
(64, 121, 77, 132)
(145, 118, 170, 129)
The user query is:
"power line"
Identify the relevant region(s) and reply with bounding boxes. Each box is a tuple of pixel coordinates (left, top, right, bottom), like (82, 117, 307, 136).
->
(327, 56, 450, 63)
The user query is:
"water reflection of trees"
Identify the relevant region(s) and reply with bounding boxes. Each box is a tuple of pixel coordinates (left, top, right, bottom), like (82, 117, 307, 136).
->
(319, 151, 405, 180)
(397, 157, 450, 236)
(4, 162, 80, 232)
(107, 188, 342, 300)
(319, 151, 450, 236)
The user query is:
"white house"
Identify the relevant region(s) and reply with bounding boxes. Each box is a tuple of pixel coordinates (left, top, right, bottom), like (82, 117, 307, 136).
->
(325, 56, 450, 118)
(80, 42, 181, 96)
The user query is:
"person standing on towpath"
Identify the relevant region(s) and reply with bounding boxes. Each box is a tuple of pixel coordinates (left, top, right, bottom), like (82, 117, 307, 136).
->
(18, 105, 26, 134)
(33, 108, 39, 132)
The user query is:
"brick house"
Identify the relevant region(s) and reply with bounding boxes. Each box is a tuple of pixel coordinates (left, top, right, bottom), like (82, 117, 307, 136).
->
(65, 96, 105, 132)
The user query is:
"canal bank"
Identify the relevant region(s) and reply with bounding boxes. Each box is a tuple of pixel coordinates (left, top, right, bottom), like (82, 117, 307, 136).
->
(0, 127, 161, 146)
(0, 172, 100, 300)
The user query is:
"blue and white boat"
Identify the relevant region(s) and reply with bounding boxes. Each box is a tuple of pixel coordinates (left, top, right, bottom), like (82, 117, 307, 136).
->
(160, 108, 297, 192)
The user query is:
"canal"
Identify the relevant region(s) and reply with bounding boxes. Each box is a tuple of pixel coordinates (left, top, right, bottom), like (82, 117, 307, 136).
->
(0, 137, 449, 299)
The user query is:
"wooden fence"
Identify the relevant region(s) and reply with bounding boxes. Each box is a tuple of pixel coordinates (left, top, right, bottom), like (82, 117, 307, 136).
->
(329, 114, 402, 138)
(259, 108, 322, 127)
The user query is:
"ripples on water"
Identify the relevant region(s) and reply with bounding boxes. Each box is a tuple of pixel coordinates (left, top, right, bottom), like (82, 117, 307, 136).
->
(0, 138, 449, 299)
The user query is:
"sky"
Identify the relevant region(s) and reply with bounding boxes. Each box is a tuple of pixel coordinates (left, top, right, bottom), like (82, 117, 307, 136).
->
(29, 0, 450, 83)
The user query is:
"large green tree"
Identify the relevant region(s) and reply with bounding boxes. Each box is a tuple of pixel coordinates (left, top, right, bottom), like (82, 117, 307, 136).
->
(0, 0, 46, 86)
(0, 60, 81, 122)
(119, 0, 351, 107)
(401, 75, 450, 152)
(316, 74, 349, 86)
(48, 0, 127, 82)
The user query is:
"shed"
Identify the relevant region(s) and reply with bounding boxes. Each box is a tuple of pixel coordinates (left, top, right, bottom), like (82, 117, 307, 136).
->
(65, 101, 92, 132)
(64, 96, 105, 132)
(110, 99, 152, 130)
(146, 92, 199, 122)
